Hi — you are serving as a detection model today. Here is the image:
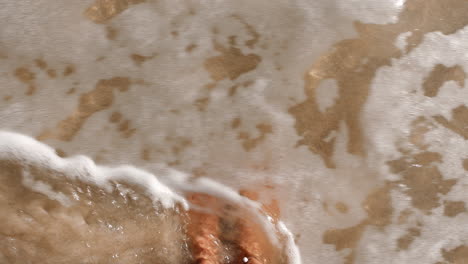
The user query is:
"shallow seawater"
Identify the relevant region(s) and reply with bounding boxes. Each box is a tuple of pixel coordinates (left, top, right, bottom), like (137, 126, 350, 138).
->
(0, 154, 291, 264)
(4, 0, 468, 263)
(0, 160, 191, 264)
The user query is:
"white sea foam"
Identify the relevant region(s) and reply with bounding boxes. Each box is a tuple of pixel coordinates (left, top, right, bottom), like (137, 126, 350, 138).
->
(0, 130, 187, 209)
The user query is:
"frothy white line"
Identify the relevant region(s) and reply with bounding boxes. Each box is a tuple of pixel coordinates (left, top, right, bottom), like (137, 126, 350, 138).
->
(0, 130, 187, 209)
(278, 221, 303, 264)
(0, 130, 302, 264)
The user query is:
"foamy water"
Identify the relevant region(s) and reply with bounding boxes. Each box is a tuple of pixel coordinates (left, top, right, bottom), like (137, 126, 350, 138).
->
(1, 0, 468, 263)
(0, 131, 301, 263)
